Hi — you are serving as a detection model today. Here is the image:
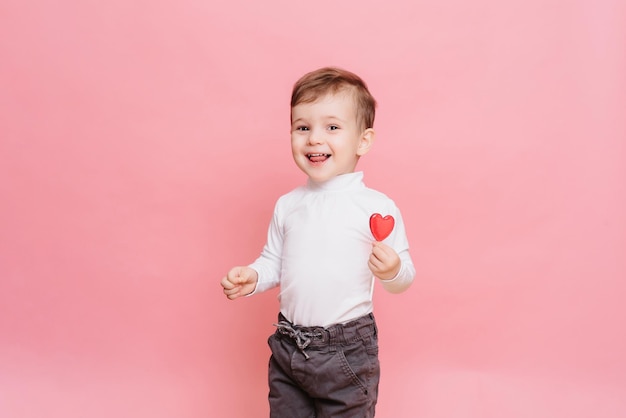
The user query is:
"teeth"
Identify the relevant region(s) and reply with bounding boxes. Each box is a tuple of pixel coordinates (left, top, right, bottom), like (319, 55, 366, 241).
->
(307, 153, 329, 157)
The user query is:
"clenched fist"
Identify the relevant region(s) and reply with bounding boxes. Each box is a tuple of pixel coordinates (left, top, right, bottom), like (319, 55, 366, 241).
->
(368, 241, 400, 281)
(221, 266, 258, 300)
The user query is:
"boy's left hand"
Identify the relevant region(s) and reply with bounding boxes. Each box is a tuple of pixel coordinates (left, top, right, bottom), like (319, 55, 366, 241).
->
(368, 241, 401, 280)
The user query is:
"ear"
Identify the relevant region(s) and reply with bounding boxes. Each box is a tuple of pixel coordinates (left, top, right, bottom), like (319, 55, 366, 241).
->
(357, 128, 375, 157)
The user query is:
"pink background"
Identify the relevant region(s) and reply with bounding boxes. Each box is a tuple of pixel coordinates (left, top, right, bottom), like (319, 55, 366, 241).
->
(1, 0, 625, 417)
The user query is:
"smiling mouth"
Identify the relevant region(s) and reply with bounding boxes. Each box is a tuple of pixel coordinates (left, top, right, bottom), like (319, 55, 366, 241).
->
(307, 153, 331, 162)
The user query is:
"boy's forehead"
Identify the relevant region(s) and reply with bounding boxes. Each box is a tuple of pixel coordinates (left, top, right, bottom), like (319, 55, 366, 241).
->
(292, 90, 357, 113)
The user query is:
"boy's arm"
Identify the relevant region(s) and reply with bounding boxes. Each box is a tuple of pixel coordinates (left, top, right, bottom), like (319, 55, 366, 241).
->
(220, 202, 283, 299)
(369, 243, 415, 293)
(377, 248, 415, 293)
(246, 207, 283, 295)
(368, 203, 415, 293)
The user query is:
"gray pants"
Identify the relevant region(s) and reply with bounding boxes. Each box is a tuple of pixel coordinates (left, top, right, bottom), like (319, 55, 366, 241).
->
(268, 313, 380, 418)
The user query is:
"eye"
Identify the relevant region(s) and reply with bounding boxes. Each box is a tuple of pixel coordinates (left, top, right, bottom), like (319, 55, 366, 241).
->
(295, 126, 309, 131)
(328, 125, 339, 131)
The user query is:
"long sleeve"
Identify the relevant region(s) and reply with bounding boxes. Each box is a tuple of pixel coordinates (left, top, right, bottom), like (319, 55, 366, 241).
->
(247, 206, 283, 295)
(379, 249, 415, 293)
(377, 204, 415, 294)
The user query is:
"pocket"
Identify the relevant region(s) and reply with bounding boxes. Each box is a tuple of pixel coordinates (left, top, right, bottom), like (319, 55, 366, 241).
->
(338, 338, 380, 395)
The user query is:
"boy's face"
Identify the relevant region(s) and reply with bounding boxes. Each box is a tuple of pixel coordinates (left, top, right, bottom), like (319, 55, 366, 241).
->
(290, 91, 374, 183)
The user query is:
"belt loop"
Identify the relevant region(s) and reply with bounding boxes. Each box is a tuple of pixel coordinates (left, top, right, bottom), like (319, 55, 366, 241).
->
(328, 326, 338, 352)
(371, 313, 378, 336)
(336, 324, 346, 345)
(358, 314, 375, 339)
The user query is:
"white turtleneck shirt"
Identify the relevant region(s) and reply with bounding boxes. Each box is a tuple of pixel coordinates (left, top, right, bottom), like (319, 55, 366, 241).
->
(249, 171, 415, 327)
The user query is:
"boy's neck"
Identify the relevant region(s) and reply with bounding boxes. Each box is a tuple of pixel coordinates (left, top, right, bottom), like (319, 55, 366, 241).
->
(307, 171, 364, 191)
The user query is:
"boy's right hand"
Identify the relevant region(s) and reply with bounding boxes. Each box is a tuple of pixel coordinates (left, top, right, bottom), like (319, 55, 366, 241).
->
(221, 266, 258, 300)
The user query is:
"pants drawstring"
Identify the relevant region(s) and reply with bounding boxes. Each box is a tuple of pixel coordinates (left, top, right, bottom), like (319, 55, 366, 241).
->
(273, 321, 323, 360)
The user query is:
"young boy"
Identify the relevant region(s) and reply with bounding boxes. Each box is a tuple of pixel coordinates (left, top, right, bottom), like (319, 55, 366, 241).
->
(221, 67, 415, 417)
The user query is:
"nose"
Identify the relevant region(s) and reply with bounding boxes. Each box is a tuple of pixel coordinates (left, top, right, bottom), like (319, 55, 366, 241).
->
(307, 129, 323, 145)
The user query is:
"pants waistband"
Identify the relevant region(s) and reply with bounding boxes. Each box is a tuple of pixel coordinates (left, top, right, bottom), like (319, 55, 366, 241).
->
(273, 313, 377, 359)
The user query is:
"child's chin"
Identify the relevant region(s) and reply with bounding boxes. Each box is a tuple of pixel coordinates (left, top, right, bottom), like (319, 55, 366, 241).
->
(307, 172, 331, 183)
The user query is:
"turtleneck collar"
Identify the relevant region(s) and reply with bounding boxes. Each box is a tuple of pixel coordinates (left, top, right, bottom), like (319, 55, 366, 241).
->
(306, 171, 365, 192)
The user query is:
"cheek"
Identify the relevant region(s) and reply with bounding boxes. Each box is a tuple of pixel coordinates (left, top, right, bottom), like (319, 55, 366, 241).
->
(291, 141, 303, 158)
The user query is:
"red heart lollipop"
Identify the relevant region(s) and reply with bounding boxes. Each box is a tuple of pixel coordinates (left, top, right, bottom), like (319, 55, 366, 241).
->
(369, 213, 395, 241)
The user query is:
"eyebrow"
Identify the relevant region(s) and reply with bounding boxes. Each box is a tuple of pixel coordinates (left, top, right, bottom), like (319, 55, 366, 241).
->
(292, 115, 346, 123)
